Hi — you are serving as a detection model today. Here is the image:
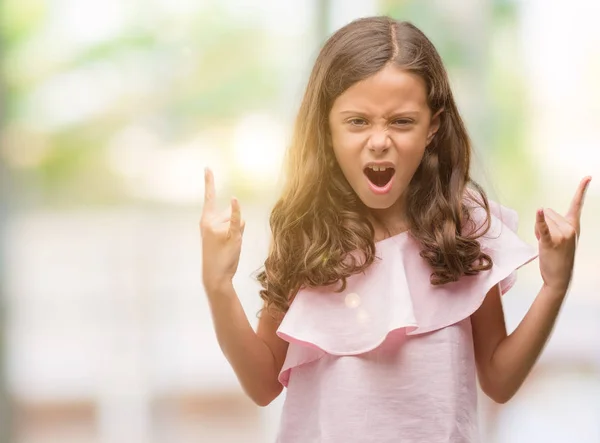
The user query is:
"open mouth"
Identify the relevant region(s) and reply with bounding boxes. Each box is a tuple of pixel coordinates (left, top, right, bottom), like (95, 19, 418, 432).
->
(364, 166, 395, 188)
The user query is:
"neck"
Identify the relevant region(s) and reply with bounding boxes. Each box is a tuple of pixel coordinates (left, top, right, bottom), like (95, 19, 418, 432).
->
(368, 198, 409, 241)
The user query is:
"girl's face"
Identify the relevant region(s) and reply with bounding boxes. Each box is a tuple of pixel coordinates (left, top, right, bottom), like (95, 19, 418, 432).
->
(328, 64, 440, 224)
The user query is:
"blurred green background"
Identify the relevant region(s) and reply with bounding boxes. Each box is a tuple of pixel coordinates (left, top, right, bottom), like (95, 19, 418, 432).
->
(0, 0, 540, 208)
(0, 0, 599, 442)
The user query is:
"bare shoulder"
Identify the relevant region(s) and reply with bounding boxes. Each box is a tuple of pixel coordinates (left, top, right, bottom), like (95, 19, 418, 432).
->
(257, 306, 289, 373)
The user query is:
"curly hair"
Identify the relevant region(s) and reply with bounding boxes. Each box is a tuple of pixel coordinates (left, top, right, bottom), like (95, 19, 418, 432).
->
(256, 17, 493, 317)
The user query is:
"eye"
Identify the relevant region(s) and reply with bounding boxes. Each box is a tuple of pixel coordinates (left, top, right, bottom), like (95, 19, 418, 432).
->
(347, 118, 368, 127)
(392, 119, 413, 126)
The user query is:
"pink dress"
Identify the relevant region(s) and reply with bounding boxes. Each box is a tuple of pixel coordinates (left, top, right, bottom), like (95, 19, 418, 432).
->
(275, 201, 538, 443)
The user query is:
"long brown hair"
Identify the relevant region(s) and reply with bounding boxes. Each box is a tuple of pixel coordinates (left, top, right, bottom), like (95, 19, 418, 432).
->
(256, 17, 492, 317)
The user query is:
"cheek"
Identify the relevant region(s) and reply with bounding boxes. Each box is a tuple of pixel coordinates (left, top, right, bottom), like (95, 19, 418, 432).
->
(331, 128, 364, 148)
(331, 132, 365, 163)
(390, 132, 428, 155)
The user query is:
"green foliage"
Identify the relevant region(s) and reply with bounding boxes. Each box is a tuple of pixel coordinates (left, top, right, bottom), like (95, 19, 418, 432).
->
(3, 3, 282, 205)
(1, 0, 47, 45)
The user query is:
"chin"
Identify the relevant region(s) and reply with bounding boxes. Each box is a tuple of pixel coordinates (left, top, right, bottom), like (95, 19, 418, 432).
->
(363, 200, 396, 210)
(357, 191, 402, 210)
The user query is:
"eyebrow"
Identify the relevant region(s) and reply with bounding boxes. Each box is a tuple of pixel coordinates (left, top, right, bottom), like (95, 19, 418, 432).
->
(338, 110, 421, 116)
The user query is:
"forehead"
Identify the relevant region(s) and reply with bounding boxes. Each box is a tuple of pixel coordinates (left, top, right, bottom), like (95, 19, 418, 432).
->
(331, 64, 429, 114)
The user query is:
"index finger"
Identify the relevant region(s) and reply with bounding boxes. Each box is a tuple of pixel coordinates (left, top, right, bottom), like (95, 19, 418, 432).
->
(203, 167, 216, 216)
(566, 176, 592, 222)
(228, 197, 242, 238)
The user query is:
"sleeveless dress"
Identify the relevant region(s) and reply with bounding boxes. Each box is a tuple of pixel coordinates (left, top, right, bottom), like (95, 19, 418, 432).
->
(275, 201, 538, 443)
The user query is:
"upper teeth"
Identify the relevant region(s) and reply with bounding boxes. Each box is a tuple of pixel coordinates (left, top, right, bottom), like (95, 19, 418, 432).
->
(369, 166, 388, 172)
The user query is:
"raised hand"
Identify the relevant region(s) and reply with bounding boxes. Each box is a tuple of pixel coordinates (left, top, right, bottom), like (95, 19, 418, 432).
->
(535, 176, 592, 293)
(200, 168, 245, 294)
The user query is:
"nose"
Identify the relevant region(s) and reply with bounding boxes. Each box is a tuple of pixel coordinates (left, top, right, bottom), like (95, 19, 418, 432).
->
(367, 129, 391, 155)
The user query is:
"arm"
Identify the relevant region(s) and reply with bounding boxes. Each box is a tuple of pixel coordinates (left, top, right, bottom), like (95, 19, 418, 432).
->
(472, 176, 591, 403)
(208, 282, 289, 406)
(471, 283, 565, 404)
(201, 168, 288, 406)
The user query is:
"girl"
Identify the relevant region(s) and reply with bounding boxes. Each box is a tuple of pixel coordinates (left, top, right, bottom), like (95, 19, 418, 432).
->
(201, 17, 591, 443)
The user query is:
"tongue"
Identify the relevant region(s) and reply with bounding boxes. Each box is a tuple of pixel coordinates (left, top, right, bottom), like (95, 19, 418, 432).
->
(366, 169, 394, 187)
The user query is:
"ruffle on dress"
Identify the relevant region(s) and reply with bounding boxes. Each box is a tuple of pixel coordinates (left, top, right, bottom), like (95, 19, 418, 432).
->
(277, 201, 538, 386)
